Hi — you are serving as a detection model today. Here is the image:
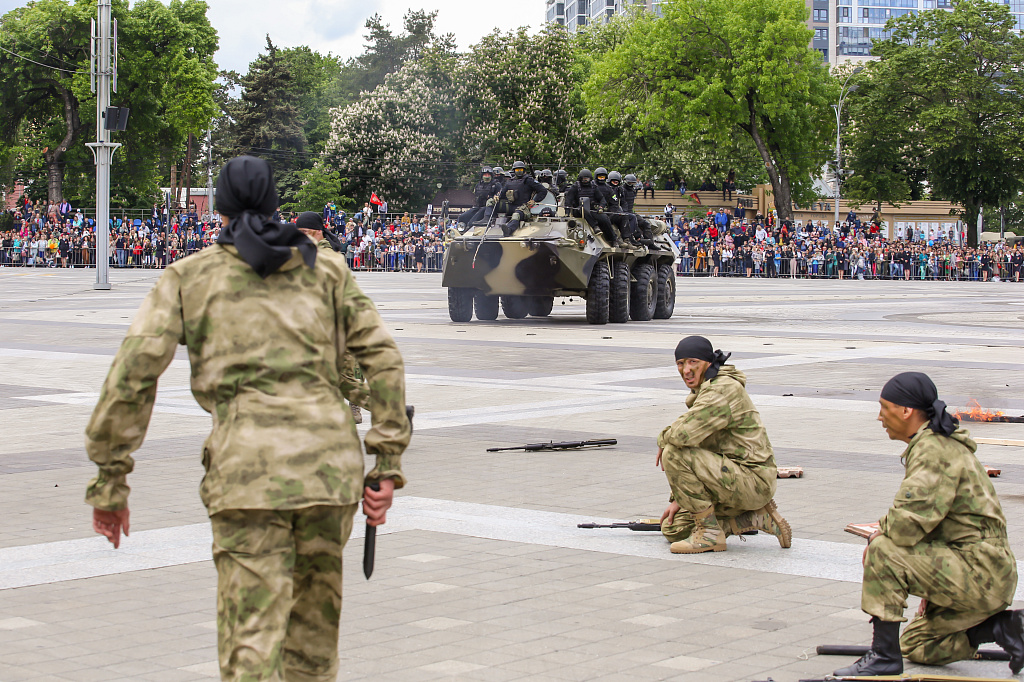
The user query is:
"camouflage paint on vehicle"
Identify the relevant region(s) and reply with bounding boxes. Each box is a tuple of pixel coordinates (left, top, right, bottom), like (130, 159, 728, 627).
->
(442, 213, 678, 300)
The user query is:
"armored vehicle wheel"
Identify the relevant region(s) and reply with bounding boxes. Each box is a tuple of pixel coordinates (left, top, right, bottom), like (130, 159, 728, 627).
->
(654, 263, 677, 319)
(586, 261, 610, 325)
(629, 263, 657, 321)
(475, 292, 499, 320)
(501, 295, 530, 319)
(448, 287, 474, 322)
(609, 261, 631, 324)
(529, 296, 554, 317)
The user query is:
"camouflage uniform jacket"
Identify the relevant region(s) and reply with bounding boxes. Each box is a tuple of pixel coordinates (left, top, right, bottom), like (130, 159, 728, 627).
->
(657, 366, 776, 471)
(879, 424, 1012, 550)
(85, 243, 410, 515)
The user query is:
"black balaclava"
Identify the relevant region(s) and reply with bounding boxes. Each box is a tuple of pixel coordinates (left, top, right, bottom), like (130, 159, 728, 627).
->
(880, 372, 959, 437)
(674, 335, 731, 382)
(216, 156, 316, 278)
(297, 211, 343, 252)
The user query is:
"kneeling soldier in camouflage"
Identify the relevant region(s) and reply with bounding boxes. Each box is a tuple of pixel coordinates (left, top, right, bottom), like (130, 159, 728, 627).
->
(86, 158, 411, 682)
(657, 336, 791, 554)
(835, 371, 1023, 677)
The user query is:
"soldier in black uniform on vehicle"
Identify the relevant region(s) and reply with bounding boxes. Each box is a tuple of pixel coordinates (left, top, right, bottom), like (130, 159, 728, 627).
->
(537, 169, 559, 216)
(501, 161, 550, 236)
(555, 169, 570, 195)
(564, 169, 622, 247)
(594, 168, 634, 247)
(608, 171, 643, 245)
(458, 167, 499, 227)
(622, 173, 656, 242)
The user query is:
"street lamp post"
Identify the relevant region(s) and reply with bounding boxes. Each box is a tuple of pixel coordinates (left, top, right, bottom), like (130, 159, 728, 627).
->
(86, 0, 121, 290)
(832, 67, 862, 232)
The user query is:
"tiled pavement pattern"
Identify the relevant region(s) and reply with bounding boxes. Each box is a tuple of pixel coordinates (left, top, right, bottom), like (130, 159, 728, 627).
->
(1, 269, 1023, 682)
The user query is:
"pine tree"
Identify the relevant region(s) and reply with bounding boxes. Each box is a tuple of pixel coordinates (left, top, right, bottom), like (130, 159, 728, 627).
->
(232, 36, 307, 201)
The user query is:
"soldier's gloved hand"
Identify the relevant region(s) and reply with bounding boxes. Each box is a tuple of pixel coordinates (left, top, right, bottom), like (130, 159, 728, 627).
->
(527, 200, 536, 208)
(363, 478, 395, 527)
(93, 507, 130, 549)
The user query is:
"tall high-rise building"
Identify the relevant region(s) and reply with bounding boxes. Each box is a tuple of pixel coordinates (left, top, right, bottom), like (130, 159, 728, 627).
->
(547, 0, 1023, 65)
(546, 0, 661, 31)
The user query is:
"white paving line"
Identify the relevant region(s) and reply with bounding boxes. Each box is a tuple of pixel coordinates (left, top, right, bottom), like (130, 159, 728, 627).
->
(4, 497, 1023, 600)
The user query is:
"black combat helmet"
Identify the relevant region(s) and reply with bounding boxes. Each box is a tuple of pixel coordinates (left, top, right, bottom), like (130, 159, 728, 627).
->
(512, 161, 527, 178)
(578, 169, 593, 185)
(556, 169, 568, 182)
(608, 171, 622, 186)
(492, 166, 504, 176)
(482, 166, 493, 179)
(594, 167, 609, 184)
(624, 173, 637, 186)
(540, 169, 553, 182)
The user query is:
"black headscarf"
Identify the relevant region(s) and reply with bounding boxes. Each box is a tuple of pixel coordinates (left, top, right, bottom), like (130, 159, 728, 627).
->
(215, 156, 316, 278)
(296, 211, 344, 252)
(880, 372, 959, 437)
(674, 335, 732, 382)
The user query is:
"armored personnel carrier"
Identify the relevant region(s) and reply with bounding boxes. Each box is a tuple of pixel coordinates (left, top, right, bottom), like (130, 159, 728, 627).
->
(442, 198, 678, 324)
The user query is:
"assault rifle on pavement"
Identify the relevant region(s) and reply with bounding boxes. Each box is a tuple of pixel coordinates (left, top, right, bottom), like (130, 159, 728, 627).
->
(782, 671, 1007, 675)
(487, 438, 617, 452)
(580, 520, 759, 535)
(578, 520, 662, 532)
(816, 644, 1009, 662)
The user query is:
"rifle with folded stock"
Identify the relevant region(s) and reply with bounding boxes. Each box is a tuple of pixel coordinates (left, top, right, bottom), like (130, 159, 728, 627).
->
(486, 438, 617, 452)
(578, 521, 662, 532)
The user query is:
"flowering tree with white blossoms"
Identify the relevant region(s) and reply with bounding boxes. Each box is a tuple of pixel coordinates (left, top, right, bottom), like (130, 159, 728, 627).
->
(457, 26, 590, 170)
(326, 48, 462, 211)
(326, 26, 592, 210)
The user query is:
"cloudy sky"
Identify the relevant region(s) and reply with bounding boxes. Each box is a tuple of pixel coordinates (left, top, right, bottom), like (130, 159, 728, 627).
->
(0, 0, 547, 72)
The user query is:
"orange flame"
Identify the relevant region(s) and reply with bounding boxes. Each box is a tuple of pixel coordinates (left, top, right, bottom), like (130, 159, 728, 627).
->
(953, 399, 1004, 422)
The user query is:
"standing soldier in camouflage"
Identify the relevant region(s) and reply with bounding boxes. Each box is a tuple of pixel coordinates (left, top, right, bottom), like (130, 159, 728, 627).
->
(86, 157, 411, 682)
(296, 211, 371, 425)
(657, 336, 791, 554)
(834, 372, 1022, 677)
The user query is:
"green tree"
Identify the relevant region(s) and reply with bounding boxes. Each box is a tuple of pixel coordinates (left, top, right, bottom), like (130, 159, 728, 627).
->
(231, 36, 307, 203)
(326, 47, 462, 211)
(278, 47, 346, 155)
(280, 163, 352, 213)
(346, 10, 453, 97)
(864, 0, 1024, 245)
(0, 0, 219, 207)
(460, 26, 588, 168)
(0, 0, 92, 204)
(584, 0, 838, 220)
(840, 69, 928, 211)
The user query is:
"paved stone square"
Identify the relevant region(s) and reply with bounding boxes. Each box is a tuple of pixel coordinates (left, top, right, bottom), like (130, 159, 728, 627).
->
(0, 268, 1022, 682)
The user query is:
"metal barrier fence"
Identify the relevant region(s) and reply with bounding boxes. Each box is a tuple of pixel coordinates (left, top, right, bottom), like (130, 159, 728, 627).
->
(0, 245, 448, 273)
(4, 244, 1018, 281)
(674, 255, 1020, 281)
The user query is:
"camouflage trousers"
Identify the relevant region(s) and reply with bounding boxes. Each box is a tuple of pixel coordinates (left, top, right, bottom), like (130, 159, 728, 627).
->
(661, 444, 776, 542)
(862, 535, 1016, 665)
(211, 504, 357, 682)
(339, 353, 370, 411)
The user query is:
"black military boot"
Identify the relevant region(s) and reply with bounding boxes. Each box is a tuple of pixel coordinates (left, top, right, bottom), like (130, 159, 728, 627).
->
(968, 609, 1024, 674)
(833, 618, 903, 677)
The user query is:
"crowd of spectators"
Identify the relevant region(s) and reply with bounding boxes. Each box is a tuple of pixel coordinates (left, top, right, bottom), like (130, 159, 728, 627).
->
(3, 195, 1021, 281)
(0, 196, 455, 273)
(668, 207, 1023, 281)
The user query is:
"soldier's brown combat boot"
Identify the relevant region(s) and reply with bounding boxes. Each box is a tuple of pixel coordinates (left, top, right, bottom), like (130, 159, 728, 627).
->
(729, 499, 792, 548)
(350, 404, 363, 424)
(670, 506, 726, 554)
